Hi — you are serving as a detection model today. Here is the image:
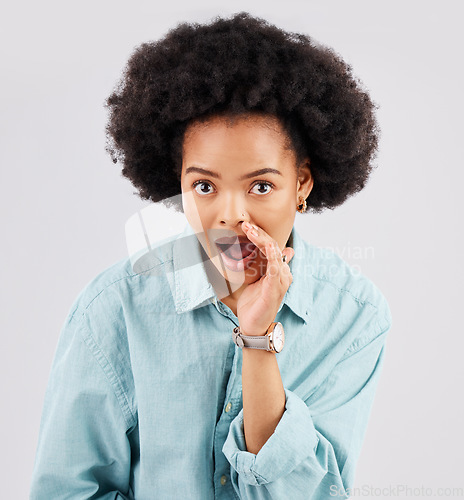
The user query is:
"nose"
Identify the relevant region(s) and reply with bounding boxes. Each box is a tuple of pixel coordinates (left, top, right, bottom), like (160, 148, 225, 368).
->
(218, 195, 248, 227)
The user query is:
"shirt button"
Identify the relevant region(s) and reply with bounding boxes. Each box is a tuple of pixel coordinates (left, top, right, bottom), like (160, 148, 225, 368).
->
(220, 475, 227, 485)
(225, 402, 232, 413)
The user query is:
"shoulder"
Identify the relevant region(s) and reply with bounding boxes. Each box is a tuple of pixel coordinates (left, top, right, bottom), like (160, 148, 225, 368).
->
(61, 241, 175, 363)
(68, 234, 176, 326)
(57, 247, 176, 425)
(298, 239, 392, 353)
(310, 243, 391, 321)
(66, 254, 142, 324)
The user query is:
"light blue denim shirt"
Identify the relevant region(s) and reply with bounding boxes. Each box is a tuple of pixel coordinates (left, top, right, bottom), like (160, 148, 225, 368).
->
(30, 221, 392, 499)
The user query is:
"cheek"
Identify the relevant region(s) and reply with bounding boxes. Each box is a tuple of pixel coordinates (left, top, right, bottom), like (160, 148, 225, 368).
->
(181, 189, 198, 223)
(182, 190, 216, 230)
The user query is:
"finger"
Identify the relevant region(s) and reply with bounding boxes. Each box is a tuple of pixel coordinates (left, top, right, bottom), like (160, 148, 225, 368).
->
(265, 241, 285, 278)
(283, 247, 295, 263)
(281, 247, 294, 281)
(269, 243, 294, 290)
(241, 223, 293, 271)
(241, 222, 271, 258)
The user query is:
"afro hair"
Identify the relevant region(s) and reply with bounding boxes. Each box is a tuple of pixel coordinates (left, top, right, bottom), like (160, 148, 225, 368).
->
(104, 11, 381, 214)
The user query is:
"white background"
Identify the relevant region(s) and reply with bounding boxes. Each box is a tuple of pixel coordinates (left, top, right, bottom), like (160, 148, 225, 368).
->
(1, 1, 463, 498)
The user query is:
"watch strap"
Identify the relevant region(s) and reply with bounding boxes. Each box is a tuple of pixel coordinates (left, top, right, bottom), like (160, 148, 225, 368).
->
(232, 326, 271, 351)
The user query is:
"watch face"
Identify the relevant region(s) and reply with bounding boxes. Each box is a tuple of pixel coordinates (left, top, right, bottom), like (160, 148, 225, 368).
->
(272, 323, 284, 352)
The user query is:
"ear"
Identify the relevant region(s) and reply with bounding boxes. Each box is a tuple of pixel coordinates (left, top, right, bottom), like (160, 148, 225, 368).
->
(296, 159, 313, 200)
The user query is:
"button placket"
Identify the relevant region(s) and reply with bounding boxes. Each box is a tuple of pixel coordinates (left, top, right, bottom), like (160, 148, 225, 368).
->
(212, 311, 243, 498)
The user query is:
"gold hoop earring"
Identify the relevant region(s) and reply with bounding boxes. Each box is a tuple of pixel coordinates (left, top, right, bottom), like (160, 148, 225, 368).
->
(297, 197, 307, 213)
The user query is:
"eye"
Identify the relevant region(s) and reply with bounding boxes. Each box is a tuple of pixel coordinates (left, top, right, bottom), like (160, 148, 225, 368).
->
(192, 180, 214, 195)
(191, 180, 275, 196)
(251, 181, 274, 195)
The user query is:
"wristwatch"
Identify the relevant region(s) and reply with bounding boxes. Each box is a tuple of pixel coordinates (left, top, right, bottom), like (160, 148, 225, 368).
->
(232, 322, 285, 353)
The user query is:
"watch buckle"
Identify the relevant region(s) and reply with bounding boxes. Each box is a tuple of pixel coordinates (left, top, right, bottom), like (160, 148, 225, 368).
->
(232, 326, 245, 348)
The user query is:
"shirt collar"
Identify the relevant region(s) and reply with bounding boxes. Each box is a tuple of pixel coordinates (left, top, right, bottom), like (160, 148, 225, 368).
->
(172, 222, 311, 324)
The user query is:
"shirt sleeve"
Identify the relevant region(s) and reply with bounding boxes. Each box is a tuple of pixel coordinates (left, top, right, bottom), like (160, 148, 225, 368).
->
(222, 310, 391, 500)
(29, 311, 136, 500)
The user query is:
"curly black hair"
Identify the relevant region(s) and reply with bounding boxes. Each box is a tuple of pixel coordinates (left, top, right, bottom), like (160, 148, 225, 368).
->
(104, 11, 381, 214)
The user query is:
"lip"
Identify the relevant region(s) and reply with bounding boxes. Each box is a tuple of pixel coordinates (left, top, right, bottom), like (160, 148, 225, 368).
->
(215, 235, 250, 245)
(214, 235, 257, 258)
(217, 244, 259, 272)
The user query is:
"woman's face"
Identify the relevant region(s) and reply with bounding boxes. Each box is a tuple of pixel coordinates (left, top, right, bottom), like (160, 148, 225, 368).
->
(180, 113, 313, 290)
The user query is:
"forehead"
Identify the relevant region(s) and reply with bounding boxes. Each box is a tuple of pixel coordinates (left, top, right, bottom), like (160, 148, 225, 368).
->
(185, 113, 284, 138)
(182, 114, 292, 162)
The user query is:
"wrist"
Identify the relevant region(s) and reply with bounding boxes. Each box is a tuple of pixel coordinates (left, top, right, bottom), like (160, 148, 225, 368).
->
(232, 322, 285, 353)
(238, 324, 272, 337)
(240, 330, 267, 337)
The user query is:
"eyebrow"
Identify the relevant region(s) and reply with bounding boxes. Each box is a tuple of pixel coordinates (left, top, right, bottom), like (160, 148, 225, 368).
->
(185, 166, 282, 181)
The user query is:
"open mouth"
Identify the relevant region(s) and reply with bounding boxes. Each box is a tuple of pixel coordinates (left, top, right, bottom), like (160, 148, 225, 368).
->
(213, 234, 260, 272)
(215, 241, 256, 261)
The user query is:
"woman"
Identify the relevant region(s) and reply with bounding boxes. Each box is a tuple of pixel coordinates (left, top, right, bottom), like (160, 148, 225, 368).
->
(30, 12, 392, 500)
